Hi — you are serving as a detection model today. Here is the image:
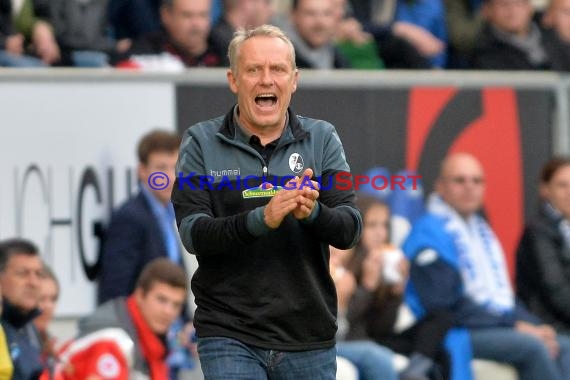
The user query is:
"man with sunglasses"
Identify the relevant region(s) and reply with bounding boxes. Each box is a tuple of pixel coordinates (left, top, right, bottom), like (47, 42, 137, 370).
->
(403, 153, 570, 380)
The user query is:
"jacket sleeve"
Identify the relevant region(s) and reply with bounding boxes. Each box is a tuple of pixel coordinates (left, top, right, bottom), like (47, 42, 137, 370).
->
(172, 130, 257, 257)
(518, 225, 570, 322)
(410, 249, 516, 328)
(98, 208, 144, 304)
(303, 125, 362, 249)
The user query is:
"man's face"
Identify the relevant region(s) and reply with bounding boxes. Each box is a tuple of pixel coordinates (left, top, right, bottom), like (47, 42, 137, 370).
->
(0, 254, 44, 312)
(135, 282, 186, 335)
(292, 0, 336, 48)
(227, 36, 298, 133)
(483, 0, 534, 35)
(548, 0, 570, 42)
(139, 150, 179, 205)
(161, 0, 211, 53)
(361, 204, 390, 252)
(436, 155, 486, 218)
(541, 165, 570, 219)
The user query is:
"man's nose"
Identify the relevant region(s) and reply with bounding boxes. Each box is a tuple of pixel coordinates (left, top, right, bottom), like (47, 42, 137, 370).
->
(260, 68, 273, 85)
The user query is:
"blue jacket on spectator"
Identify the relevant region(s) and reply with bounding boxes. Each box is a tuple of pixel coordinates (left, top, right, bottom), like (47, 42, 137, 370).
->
(395, 0, 448, 68)
(403, 212, 541, 380)
(404, 213, 540, 327)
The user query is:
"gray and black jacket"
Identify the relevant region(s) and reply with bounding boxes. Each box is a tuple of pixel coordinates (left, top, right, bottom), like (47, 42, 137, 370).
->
(172, 106, 362, 351)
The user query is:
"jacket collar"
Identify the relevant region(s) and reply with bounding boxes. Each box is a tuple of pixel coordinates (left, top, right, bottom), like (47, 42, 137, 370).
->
(1, 299, 41, 329)
(217, 106, 309, 144)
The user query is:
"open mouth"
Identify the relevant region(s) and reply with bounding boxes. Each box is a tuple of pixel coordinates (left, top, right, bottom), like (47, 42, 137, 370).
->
(255, 93, 278, 108)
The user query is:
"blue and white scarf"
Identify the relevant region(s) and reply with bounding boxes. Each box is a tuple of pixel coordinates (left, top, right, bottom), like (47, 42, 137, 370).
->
(427, 194, 514, 314)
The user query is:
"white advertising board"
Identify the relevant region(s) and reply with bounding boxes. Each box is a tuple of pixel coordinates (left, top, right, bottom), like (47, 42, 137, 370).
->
(0, 81, 175, 316)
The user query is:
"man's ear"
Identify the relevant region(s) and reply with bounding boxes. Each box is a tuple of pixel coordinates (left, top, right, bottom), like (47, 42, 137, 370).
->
(292, 68, 299, 94)
(227, 69, 238, 94)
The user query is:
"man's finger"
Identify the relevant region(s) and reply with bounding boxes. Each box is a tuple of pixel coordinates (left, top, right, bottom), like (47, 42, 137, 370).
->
(301, 188, 320, 201)
(301, 168, 314, 179)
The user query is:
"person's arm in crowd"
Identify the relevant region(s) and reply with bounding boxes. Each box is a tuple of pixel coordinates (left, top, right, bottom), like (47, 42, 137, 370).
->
(32, 21, 59, 63)
(391, 0, 447, 65)
(173, 123, 361, 257)
(391, 22, 445, 59)
(444, 0, 483, 56)
(22, 0, 61, 64)
(98, 209, 143, 304)
(30, 0, 60, 64)
(518, 226, 570, 322)
(514, 300, 542, 325)
(410, 250, 516, 328)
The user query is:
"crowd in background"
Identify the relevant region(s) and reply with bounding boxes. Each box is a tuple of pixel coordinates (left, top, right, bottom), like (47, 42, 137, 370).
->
(2, 1, 570, 378)
(0, 0, 569, 70)
(3, 128, 570, 380)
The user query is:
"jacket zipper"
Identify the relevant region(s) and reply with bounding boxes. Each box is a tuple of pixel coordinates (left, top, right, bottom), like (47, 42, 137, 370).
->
(217, 133, 300, 179)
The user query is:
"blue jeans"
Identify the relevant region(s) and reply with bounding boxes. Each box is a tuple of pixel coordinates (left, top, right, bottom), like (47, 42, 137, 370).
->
(470, 328, 570, 380)
(0, 51, 46, 67)
(71, 51, 109, 67)
(197, 337, 336, 380)
(337, 341, 398, 380)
